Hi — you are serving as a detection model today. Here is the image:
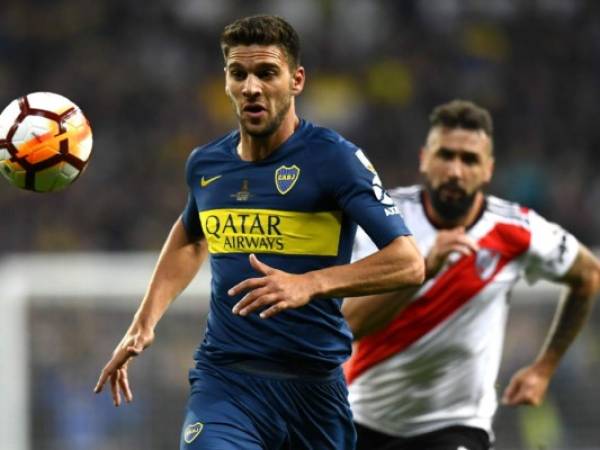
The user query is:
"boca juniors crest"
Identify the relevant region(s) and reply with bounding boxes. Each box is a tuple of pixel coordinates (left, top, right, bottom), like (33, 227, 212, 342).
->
(275, 165, 300, 195)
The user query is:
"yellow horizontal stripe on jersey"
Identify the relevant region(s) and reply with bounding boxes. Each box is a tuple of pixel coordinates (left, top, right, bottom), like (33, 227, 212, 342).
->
(199, 208, 343, 256)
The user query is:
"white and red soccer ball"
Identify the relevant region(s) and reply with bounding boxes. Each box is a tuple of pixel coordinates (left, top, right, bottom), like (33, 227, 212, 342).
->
(0, 92, 93, 192)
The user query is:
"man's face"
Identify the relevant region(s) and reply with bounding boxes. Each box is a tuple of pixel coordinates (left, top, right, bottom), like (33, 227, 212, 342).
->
(224, 44, 304, 137)
(420, 126, 494, 219)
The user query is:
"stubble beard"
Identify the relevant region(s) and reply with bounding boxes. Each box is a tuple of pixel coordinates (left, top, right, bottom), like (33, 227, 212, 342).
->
(239, 96, 292, 138)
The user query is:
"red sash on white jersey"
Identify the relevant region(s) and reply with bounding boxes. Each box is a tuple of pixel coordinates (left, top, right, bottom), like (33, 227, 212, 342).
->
(346, 222, 531, 384)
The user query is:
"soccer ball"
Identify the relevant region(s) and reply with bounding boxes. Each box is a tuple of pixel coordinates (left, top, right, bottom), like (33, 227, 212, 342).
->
(0, 92, 93, 192)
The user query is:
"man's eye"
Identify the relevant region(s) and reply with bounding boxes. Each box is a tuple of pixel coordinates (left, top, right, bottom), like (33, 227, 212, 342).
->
(438, 150, 454, 160)
(462, 154, 480, 165)
(259, 70, 276, 78)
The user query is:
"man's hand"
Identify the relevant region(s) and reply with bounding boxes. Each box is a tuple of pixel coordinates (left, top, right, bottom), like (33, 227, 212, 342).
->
(93, 327, 155, 406)
(501, 364, 552, 406)
(229, 254, 316, 319)
(426, 227, 479, 277)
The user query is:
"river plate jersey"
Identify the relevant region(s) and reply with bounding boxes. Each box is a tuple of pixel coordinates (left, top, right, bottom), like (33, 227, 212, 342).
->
(346, 185, 579, 437)
(182, 119, 411, 373)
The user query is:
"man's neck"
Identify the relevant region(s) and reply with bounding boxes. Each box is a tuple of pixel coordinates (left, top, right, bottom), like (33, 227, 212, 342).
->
(422, 190, 485, 229)
(237, 113, 299, 162)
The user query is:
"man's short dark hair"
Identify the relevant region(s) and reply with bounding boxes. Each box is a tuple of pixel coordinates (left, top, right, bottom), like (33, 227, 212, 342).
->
(429, 100, 493, 137)
(220, 15, 301, 69)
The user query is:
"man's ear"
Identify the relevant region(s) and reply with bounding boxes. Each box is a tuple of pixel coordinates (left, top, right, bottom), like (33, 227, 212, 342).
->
(224, 66, 231, 96)
(419, 147, 428, 174)
(484, 157, 495, 183)
(291, 66, 305, 95)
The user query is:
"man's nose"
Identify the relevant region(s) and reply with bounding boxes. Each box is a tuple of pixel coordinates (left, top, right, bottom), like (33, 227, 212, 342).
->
(446, 158, 463, 178)
(242, 75, 261, 97)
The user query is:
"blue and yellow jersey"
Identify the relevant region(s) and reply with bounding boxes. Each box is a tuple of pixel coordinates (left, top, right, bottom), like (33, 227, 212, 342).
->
(182, 119, 410, 373)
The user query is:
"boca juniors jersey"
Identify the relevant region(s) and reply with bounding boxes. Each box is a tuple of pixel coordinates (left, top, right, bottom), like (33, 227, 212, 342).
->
(182, 119, 411, 373)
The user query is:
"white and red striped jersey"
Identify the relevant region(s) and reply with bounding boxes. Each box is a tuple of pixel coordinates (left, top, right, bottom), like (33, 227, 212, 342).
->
(346, 185, 579, 437)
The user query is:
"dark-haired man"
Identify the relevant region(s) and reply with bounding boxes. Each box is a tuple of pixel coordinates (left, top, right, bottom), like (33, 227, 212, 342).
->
(343, 100, 600, 450)
(94, 14, 424, 450)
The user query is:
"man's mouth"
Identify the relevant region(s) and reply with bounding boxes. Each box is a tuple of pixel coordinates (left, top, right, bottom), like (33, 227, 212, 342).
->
(243, 104, 267, 117)
(438, 184, 467, 200)
(426, 180, 477, 221)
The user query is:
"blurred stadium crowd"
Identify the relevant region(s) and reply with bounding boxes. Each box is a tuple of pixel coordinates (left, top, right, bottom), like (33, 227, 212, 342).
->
(2, 2, 600, 450)
(1, 0, 600, 251)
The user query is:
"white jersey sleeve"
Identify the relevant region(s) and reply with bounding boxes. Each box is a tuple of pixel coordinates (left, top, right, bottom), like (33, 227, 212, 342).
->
(351, 226, 378, 263)
(524, 209, 579, 284)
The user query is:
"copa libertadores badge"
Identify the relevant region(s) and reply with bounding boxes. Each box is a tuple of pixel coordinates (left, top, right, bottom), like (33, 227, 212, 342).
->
(184, 422, 204, 444)
(275, 164, 300, 195)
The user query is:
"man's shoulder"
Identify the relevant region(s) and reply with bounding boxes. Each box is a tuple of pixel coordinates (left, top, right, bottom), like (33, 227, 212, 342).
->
(485, 195, 530, 225)
(303, 122, 357, 154)
(187, 132, 237, 165)
(388, 185, 422, 204)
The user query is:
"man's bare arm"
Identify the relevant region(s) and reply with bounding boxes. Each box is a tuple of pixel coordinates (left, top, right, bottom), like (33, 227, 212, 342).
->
(94, 217, 208, 405)
(229, 235, 425, 319)
(133, 217, 208, 331)
(343, 227, 479, 340)
(342, 289, 418, 341)
(502, 244, 600, 406)
(309, 235, 424, 297)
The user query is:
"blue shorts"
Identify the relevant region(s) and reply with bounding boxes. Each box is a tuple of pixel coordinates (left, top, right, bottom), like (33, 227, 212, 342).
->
(179, 361, 356, 450)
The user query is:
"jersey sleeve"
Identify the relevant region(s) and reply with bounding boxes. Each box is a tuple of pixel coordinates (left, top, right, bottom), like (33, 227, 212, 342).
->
(181, 193, 204, 239)
(181, 147, 205, 240)
(524, 209, 579, 284)
(322, 145, 411, 249)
